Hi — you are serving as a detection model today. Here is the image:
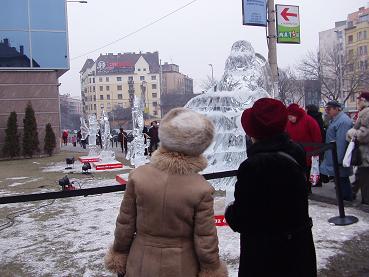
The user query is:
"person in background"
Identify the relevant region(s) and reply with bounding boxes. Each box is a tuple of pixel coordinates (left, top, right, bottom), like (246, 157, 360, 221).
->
(347, 92, 369, 205)
(148, 120, 159, 155)
(320, 100, 353, 201)
(225, 98, 317, 277)
(118, 128, 128, 155)
(77, 130, 82, 146)
(62, 130, 68, 146)
(105, 108, 227, 277)
(286, 103, 322, 192)
(306, 104, 326, 141)
(71, 135, 77, 147)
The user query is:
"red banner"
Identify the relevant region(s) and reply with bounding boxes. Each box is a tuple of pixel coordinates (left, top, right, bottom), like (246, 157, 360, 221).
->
(214, 215, 228, 226)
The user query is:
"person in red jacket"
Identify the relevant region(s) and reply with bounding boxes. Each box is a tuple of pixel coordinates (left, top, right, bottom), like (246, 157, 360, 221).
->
(286, 103, 322, 193)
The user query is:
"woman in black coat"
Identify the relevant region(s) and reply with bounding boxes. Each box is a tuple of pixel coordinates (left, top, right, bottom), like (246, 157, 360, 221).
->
(225, 98, 317, 277)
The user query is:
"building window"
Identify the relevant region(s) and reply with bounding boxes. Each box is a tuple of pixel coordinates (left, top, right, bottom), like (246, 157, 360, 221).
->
(99, 77, 102, 82)
(154, 111, 158, 115)
(117, 85, 122, 90)
(143, 68, 146, 71)
(105, 77, 109, 82)
(137, 68, 141, 71)
(152, 93, 157, 98)
(93, 95, 96, 101)
(118, 94, 123, 100)
(348, 49, 354, 58)
(151, 75, 156, 80)
(94, 104, 96, 110)
(93, 86, 95, 92)
(106, 86, 110, 91)
(107, 94, 110, 100)
(348, 35, 353, 44)
(100, 104, 104, 109)
(100, 95, 104, 100)
(140, 76, 145, 81)
(92, 78, 95, 83)
(117, 77, 122, 81)
(152, 84, 157, 89)
(99, 86, 103, 91)
(128, 76, 133, 81)
(153, 101, 158, 106)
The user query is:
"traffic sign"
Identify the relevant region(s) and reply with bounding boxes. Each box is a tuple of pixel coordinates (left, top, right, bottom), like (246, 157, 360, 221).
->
(275, 5, 300, 44)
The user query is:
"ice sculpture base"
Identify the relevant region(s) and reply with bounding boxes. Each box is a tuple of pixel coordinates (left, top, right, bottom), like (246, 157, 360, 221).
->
(93, 161, 123, 171)
(78, 156, 101, 163)
(116, 174, 127, 185)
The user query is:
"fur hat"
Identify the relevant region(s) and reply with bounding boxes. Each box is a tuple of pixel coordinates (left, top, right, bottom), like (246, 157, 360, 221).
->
(241, 98, 287, 140)
(159, 108, 214, 156)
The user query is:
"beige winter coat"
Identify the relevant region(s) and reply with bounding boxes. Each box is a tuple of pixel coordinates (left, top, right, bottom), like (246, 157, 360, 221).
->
(347, 106, 369, 167)
(105, 147, 227, 277)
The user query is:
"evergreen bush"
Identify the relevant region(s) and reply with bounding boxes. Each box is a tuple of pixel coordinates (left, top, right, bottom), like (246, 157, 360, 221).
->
(44, 123, 56, 156)
(2, 111, 20, 158)
(22, 102, 39, 157)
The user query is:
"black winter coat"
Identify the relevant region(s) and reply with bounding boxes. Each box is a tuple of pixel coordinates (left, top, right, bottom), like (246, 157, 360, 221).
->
(225, 133, 317, 277)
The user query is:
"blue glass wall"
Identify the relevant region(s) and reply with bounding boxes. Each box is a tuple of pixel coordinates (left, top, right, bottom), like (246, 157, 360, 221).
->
(0, 0, 69, 69)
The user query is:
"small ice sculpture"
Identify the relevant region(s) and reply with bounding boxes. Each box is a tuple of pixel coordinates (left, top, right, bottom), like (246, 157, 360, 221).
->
(99, 110, 116, 162)
(80, 115, 100, 157)
(186, 40, 273, 190)
(127, 95, 148, 167)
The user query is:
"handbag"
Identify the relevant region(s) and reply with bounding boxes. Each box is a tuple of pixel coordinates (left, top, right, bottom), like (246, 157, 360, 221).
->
(343, 139, 362, 167)
(351, 141, 362, 166)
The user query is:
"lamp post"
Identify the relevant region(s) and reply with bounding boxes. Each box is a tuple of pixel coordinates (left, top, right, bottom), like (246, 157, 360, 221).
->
(335, 30, 344, 105)
(208, 64, 214, 84)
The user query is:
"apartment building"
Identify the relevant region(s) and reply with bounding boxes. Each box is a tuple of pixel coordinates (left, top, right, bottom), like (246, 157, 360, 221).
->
(345, 6, 369, 110)
(80, 52, 161, 119)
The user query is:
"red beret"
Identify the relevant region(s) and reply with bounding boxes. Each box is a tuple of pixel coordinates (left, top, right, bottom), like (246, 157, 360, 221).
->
(287, 103, 305, 119)
(241, 98, 288, 140)
(358, 92, 369, 101)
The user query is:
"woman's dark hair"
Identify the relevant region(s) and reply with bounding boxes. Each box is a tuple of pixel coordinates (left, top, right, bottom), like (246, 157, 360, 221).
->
(305, 104, 319, 113)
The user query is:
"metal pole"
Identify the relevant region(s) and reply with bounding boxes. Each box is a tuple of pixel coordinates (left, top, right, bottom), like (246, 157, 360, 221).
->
(267, 0, 279, 99)
(328, 141, 359, 226)
(208, 64, 214, 84)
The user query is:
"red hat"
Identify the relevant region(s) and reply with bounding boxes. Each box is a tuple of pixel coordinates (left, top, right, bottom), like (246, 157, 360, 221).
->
(287, 103, 305, 119)
(357, 91, 369, 101)
(241, 98, 288, 140)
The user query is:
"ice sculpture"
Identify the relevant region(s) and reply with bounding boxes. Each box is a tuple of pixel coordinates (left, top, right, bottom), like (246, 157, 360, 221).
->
(186, 40, 273, 189)
(80, 115, 100, 157)
(99, 110, 116, 162)
(127, 95, 148, 167)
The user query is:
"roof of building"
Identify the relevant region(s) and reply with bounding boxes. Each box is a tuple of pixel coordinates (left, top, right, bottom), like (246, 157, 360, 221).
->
(80, 59, 95, 73)
(81, 51, 160, 75)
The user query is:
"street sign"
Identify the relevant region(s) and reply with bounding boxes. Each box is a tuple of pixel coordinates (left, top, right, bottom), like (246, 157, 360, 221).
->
(242, 0, 267, 27)
(275, 5, 300, 44)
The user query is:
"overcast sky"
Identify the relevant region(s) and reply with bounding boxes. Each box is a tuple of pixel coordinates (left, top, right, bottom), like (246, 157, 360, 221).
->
(60, 0, 369, 97)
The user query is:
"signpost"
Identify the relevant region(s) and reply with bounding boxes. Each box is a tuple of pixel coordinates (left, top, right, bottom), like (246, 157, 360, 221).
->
(276, 5, 300, 44)
(242, 0, 267, 27)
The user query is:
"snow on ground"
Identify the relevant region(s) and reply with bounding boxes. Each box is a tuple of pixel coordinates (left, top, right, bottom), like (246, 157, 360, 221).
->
(6, 177, 29, 180)
(0, 177, 369, 276)
(8, 177, 43, 187)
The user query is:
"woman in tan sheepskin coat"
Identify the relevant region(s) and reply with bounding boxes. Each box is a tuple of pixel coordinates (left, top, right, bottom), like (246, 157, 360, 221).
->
(105, 108, 228, 277)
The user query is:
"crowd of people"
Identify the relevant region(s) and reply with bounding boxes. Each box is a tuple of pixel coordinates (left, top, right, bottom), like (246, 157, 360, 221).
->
(103, 94, 369, 277)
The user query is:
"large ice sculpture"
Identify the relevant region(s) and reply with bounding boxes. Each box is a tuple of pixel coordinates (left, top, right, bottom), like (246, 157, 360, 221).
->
(99, 110, 116, 162)
(186, 40, 273, 189)
(127, 96, 148, 167)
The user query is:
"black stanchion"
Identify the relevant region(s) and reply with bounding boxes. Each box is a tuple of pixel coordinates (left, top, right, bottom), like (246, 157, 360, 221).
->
(328, 141, 359, 226)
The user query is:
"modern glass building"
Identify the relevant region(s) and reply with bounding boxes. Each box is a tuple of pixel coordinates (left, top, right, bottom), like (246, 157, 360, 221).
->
(0, 0, 69, 74)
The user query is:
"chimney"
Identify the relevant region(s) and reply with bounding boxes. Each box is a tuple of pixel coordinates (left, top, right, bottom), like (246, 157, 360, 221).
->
(4, 38, 9, 46)
(20, 45, 24, 55)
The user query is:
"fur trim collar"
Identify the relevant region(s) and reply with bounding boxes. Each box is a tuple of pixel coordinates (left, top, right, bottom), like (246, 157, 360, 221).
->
(150, 147, 208, 175)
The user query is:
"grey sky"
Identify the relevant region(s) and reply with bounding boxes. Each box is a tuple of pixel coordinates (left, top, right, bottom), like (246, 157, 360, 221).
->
(60, 0, 369, 97)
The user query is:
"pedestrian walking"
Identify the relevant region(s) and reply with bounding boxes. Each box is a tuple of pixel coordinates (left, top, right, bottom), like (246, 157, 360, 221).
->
(118, 128, 128, 155)
(105, 108, 227, 277)
(62, 130, 68, 146)
(71, 135, 77, 147)
(286, 103, 322, 192)
(225, 98, 317, 277)
(320, 100, 353, 201)
(148, 120, 159, 155)
(347, 92, 369, 205)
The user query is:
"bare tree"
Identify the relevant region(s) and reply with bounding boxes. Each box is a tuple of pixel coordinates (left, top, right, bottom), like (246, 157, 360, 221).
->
(199, 75, 218, 92)
(278, 67, 304, 105)
(298, 47, 369, 104)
